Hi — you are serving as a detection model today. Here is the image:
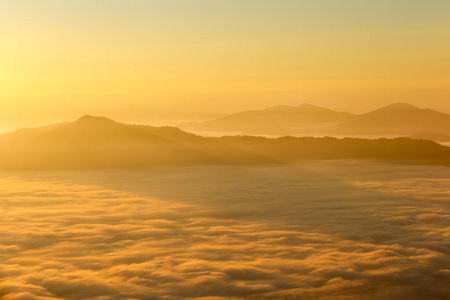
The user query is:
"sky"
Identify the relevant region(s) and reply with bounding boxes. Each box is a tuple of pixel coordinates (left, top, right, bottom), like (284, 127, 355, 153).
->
(0, 0, 449, 128)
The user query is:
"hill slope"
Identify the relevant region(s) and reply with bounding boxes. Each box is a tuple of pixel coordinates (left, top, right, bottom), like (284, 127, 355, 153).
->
(333, 103, 450, 135)
(0, 116, 449, 170)
(183, 104, 355, 135)
(406, 132, 450, 143)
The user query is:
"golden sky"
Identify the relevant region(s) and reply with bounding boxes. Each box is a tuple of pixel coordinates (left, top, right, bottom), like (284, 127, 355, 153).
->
(1, 0, 449, 128)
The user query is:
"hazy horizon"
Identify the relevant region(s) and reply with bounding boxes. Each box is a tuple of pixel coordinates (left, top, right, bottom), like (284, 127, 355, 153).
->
(1, 0, 450, 131)
(2, 101, 450, 134)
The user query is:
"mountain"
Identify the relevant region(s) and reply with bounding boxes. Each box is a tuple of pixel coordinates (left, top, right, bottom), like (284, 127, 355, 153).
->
(181, 102, 450, 137)
(333, 103, 450, 135)
(406, 132, 450, 143)
(0, 116, 270, 169)
(0, 115, 449, 170)
(182, 104, 355, 135)
(37, 115, 203, 144)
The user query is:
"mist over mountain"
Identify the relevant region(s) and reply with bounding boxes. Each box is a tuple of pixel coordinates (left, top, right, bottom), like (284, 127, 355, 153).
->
(406, 132, 450, 143)
(1, 115, 449, 170)
(182, 103, 355, 135)
(100, 105, 225, 125)
(182, 103, 450, 138)
(333, 103, 450, 135)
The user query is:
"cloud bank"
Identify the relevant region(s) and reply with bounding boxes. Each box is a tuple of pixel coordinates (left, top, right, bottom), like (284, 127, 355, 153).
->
(0, 163, 449, 299)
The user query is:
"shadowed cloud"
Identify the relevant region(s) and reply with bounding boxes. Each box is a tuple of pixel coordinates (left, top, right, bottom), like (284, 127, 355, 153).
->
(0, 163, 449, 299)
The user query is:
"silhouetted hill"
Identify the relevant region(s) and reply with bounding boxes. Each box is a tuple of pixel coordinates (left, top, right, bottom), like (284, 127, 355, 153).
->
(217, 136, 450, 165)
(0, 122, 68, 142)
(183, 103, 355, 135)
(180, 103, 450, 137)
(0, 116, 449, 170)
(406, 132, 450, 143)
(40, 115, 203, 144)
(333, 103, 450, 135)
(0, 116, 263, 169)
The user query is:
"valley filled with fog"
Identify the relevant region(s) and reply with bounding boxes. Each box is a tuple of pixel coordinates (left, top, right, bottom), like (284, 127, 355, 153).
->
(1, 162, 449, 299)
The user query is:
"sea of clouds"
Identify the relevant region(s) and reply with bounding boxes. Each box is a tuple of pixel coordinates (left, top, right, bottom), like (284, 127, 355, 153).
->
(0, 163, 449, 299)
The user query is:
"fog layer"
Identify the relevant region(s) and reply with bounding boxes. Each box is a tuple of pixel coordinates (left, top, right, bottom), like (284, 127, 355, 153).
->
(1, 163, 449, 299)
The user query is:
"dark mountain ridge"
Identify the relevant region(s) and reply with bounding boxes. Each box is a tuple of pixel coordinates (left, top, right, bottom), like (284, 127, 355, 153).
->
(406, 132, 450, 143)
(0, 115, 449, 170)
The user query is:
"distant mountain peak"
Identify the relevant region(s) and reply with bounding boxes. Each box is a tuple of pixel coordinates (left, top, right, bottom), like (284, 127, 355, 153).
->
(378, 103, 420, 111)
(264, 105, 294, 112)
(297, 103, 320, 109)
(296, 103, 333, 112)
(265, 103, 330, 112)
(74, 115, 118, 125)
